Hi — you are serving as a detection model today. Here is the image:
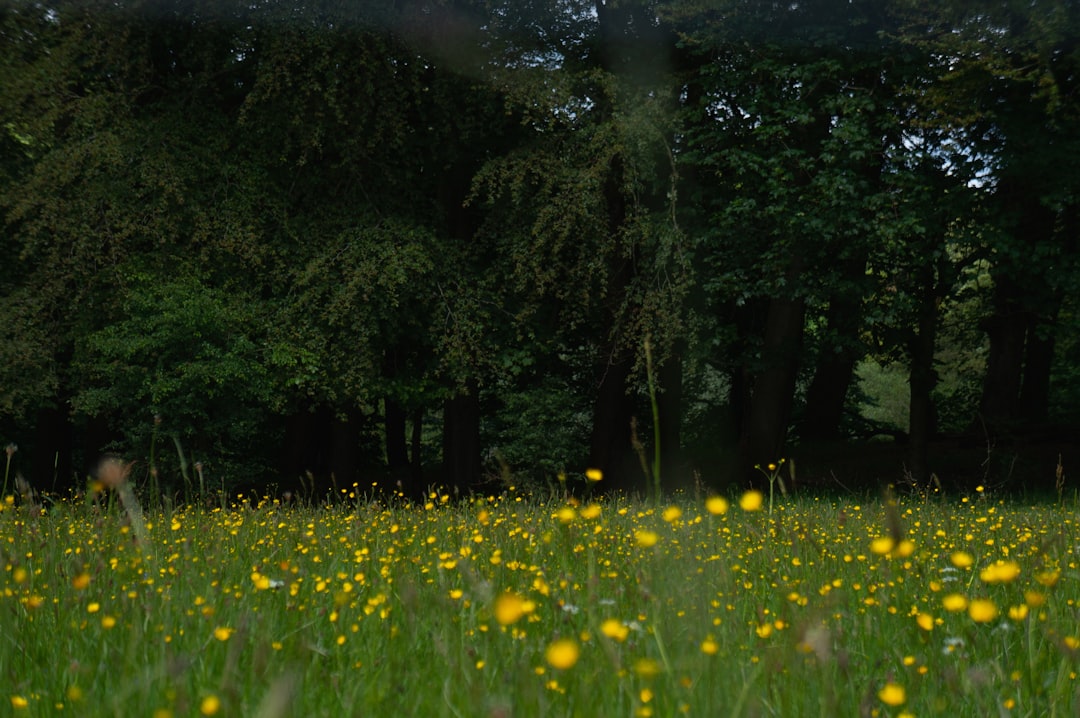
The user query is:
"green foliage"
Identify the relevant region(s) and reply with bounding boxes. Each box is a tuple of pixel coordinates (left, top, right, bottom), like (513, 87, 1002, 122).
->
(72, 274, 278, 487)
(483, 376, 592, 486)
(1, 0, 1078, 489)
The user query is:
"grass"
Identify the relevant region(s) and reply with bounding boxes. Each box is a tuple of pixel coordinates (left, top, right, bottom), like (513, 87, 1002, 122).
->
(2, 481, 1079, 717)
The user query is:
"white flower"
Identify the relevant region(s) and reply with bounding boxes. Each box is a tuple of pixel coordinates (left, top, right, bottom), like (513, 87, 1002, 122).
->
(942, 636, 965, 655)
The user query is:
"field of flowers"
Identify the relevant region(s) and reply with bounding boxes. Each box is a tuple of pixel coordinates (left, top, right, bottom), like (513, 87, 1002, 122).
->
(2, 479, 1078, 717)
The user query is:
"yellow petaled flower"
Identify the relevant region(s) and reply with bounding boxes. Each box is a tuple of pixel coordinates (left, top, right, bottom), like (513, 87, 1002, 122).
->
(600, 619, 630, 642)
(894, 539, 915, 557)
(1008, 605, 1029, 621)
(916, 613, 935, 632)
(942, 594, 968, 612)
(705, 496, 729, 515)
(101, 615, 117, 629)
(633, 658, 662, 679)
(585, 468, 603, 482)
(700, 638, 719, 655)
(950, 551, 974, 568)
(494, 592, 526, 626)
(878, 682, 906, 707)
(755, 623, 773, 638)
(11, 696, 28, 710)
(968, 598, 999, 623)
(1024, 590, 1046, 608)
(200, 695, 221, 716)
(739, 490, 763, 512)
(870, 537, 895, 556)
(545, 639, 580, 670)
(1035, 570, 1060, 588)
(580, 504, 601, 520)
(635, 530, 660, 548)
(980, 560, 1021, 584)
(72, 573, 91, 590)
(87, 602, 100, 614)
(213, 626, 233, 641)
(555, 506, 576, 524)
(662, 506, 682, 523)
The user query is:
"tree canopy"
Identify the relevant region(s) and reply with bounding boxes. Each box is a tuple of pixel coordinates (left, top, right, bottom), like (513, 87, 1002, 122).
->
(2, 0, 1077, 497)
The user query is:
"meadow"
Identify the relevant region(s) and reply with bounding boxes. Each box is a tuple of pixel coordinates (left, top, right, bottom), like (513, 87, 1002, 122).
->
(2, 474, 1078, 717)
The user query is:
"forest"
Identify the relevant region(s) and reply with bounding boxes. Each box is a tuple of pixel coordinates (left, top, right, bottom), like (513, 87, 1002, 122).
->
(1, 0, 1078, 498)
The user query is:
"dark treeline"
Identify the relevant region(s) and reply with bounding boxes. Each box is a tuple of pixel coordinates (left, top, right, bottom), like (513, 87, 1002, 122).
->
(1, 0, 1078, 498)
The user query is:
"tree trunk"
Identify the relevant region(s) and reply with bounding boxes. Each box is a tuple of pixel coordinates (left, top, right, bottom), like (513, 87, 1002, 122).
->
(978, 287, 1027, 430)
(657, 351, 685, 489)
(327, 409, 360, 491)
(1020, 313, 1056, 423)
(384, 397, 409, 470)
(442, 380, 480, 494)
(31, 404, 72, 492)
(744, 288, 806, 477)
(979, 178, 1058, 432)
(409, 408, 424, 492)
(908, 270, 939, 486)
(802, 292, 863, 441)
(588, 355, 640, 493)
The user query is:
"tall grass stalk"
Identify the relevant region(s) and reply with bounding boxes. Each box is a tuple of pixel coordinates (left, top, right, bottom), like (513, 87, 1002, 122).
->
(644, 336, 661, 503)
(2, 443, 15, 500)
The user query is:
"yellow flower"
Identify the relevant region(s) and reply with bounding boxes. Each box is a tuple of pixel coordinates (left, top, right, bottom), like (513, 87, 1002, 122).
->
(1024, 590, 1046, 608)
(580, 504, 601, 520)
(916, 613, 935, 632)
(494, 592, 526, 626)
(662, 506, 682, 523)
(894, 539, 915, 558)
(635, 530, 660, 548)
(705, 496, 729, 515)
(739, 490, 763, 512)
(980, 560, 1021, 584)
(600, 619, 629, 642)
(968, 598, 999, 623)
(633, 658, 662, 680)
(1008, 605, 1029, 621)
(700, 637, 719, 655)
(942, 594, 968, 612)
(950, 551, 974, 568)
(1035, 569, 1060, 587)
(213, 626, 233, 642)
(755, 622, 773, 638)
(87, 602, 100, 614)
(200, 695, 221, 716)
(585, 468, 603, 482)
(870, 537, 895, 556)
(555, 506, 576, 524)
(878, 682, 906, 707)
(72, 573, 91, 590)
(545, 639, 580, 670)
(11, 696, 28, 710)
